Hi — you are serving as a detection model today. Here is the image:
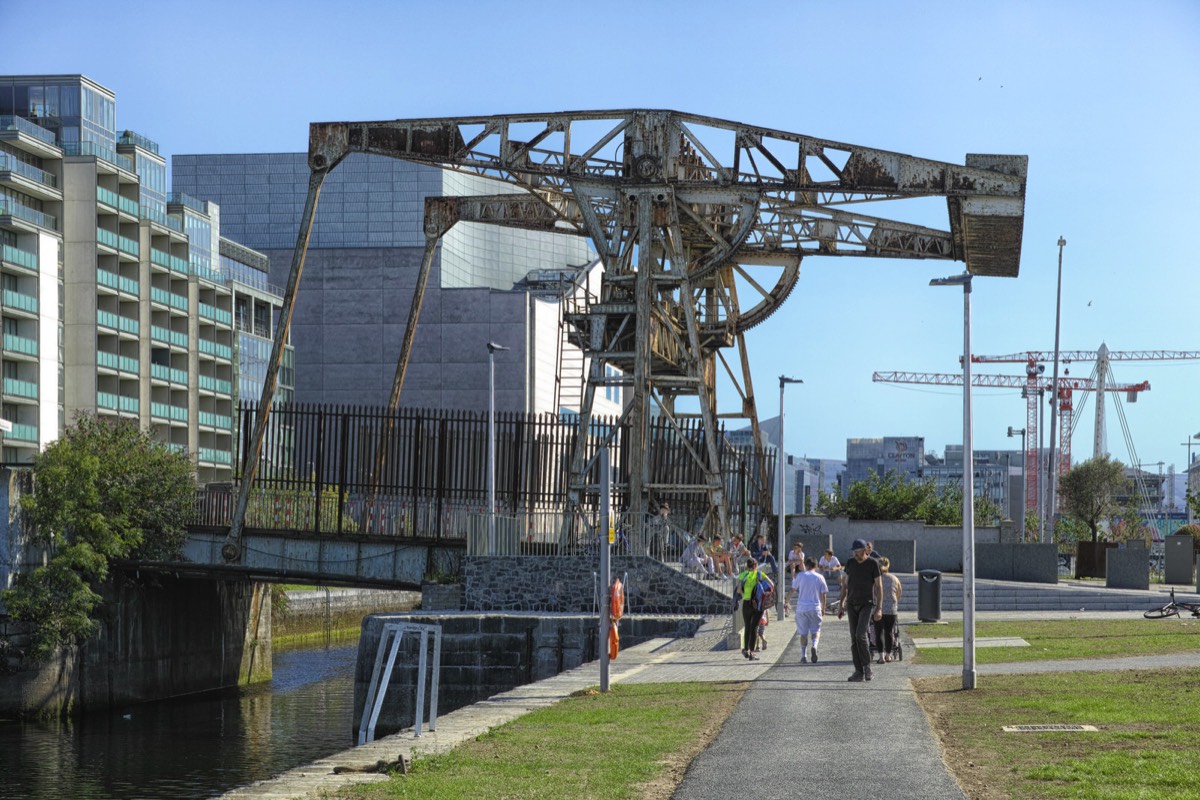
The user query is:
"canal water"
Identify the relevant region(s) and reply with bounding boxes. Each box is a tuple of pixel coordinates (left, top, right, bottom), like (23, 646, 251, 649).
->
(0, 643, 360, 799)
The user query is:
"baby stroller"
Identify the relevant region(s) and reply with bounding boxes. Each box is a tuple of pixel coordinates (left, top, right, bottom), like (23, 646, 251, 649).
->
(868, 615, 903, 662)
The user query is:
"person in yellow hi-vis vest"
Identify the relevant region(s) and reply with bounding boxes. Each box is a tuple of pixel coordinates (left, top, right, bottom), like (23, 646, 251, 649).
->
(735, 558, 772, 661)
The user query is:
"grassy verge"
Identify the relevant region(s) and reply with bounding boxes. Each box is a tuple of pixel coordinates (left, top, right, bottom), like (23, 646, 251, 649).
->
(331, 682, 746, 800)
(906, 618, 1200, 664)
(914, 668, 1200, 799)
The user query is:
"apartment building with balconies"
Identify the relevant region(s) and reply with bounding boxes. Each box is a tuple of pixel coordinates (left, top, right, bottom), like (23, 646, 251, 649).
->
(0, 74, 291, 482)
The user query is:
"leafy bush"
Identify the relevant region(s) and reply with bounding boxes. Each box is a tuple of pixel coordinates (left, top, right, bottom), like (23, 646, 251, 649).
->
(2, 415, 196, 659)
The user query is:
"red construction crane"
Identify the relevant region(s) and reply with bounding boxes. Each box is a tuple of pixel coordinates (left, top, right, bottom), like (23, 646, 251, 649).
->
(871, 370, 1151, 514)
(970, 344, 1200, 506)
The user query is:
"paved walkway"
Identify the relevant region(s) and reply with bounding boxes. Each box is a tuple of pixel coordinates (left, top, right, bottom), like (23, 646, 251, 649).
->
(223, 609, 1200, 799)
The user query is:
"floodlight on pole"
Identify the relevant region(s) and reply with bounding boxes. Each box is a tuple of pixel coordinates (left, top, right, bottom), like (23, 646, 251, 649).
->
(777, 375, 802, 620)
(930, 271, 976, 690)
(487, 342, 509, 556)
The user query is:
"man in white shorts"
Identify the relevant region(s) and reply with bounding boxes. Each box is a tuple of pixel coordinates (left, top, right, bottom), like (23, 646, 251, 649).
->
(791, 556, 828, 663)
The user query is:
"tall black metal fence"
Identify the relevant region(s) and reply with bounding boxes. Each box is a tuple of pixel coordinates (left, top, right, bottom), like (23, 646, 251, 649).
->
(195, 403, 773, 540)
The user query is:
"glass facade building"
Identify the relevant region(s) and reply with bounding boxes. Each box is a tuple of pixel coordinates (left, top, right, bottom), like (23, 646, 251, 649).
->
(0, 74, 290, 481)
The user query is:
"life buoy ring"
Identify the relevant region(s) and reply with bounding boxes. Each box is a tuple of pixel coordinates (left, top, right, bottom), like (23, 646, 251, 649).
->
(610, 578, 625, 622)
(608, 624, 620, 660)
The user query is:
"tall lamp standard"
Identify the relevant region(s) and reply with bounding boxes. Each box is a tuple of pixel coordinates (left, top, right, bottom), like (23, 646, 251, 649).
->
(1007, 426, 1026, 535)
(930, 272, 977, 690)
(487, 342, 509, 556)
(777, 375, 802, 620)
(1045, 237, 1067, 543)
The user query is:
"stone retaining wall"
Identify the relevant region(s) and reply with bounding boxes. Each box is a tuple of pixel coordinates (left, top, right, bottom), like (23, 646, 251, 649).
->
(355, 612, 702, 737)
(463, 555, 731, 614)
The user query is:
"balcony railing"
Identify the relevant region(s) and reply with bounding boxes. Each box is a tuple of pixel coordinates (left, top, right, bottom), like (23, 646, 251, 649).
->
(97, 351, 138, 373)
(198, 374, 232, 394)
(198, 411, 232, 429)
(2, 288, 37, 313)
(150, 363, 187, 384)
(97, 227, 119, 249)
(97, 268, 139, 295)
(0, 115, 57, 145)
(117, 130, 160, 155)
(0, 200, 57, 231)
(199, 447, 232, 465)
(97, 391, 118, 410)
(150, 248, 171, 268)
(97, 186, 118, 209)
(170, 292, 188, 312)
(199, 302, 232, 325)
(119, 395, 139, 414)
(197, 339, 232, 360)
(97, 310, 137, 334)
(150, 325, 188, 348)
(0, 154, 58, 189)
(3, 333, 37, 356)
(167, 192, 206, 213)
(170, 254, 188, 275)
(118, 195, 139, 217)
(140, 204, 184, 232)
(117, 234, 139, 257)
(8, 423, 37, 442)
(60, 141, 134, 172)
(3, 377, 37, 399)
(2, 244, 37, 271)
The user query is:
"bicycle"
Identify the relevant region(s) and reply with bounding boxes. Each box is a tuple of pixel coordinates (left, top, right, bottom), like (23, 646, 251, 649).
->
(1144, 588, 1200, 619)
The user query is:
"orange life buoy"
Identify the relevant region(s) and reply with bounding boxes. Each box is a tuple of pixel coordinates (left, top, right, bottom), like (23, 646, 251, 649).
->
(608, 622, 620, 660)
(610, 578, 625, 622)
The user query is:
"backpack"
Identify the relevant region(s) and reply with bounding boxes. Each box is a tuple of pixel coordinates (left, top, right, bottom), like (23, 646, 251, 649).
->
(751, 571, 775, 612)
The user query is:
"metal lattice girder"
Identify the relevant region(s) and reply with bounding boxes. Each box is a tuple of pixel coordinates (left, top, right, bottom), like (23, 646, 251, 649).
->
(222, 110, 1028, 559)
(308, 110, 1027, 276)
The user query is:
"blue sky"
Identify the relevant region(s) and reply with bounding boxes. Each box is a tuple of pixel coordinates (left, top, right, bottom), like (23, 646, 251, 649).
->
(5, 0, 1198, 475)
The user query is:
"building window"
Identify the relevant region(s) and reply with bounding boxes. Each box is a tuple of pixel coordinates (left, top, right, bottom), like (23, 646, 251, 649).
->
(604, 364, 622, 405)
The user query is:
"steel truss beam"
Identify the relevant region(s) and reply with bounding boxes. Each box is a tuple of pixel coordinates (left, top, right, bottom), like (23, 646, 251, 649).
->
(223, 110, 1026, 560)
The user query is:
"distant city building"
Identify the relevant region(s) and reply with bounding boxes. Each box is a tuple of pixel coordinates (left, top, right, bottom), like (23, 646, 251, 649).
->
(172, 151, 624, 417)
(842, 436, 925, 492)
(0, 74, 291, 482)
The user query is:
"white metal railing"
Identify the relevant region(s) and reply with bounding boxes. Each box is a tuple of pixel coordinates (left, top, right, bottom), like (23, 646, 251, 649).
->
(359, 622, 442, 743)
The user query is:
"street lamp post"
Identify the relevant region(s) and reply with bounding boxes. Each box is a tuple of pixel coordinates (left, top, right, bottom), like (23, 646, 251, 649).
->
(1045, 237, 1067, 543)
(1008, 426, 1026, 535)
(487, 342, 509, 556)
(777, 375, 802, 620)
(931, 272, 976, 690)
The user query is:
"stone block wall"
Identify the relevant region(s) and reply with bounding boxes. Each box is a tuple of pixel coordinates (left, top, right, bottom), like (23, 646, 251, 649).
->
(787, 517, 1002, 572)
(463, 555, 731, 615)
(976, 543, 1058, 584)
(1107, 547, 1150, 590)
(355, 612, 703, 737)
(874, 540, 916, 573)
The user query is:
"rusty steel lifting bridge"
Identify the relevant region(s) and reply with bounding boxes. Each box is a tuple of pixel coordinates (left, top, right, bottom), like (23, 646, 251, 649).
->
(220, 109, 1028, 562)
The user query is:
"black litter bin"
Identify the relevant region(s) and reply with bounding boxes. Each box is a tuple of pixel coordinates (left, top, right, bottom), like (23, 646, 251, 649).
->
(918, 569, 942, 622)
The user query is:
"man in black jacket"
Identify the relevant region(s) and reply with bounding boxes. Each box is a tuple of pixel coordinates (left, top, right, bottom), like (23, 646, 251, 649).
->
(837, 538, 883, 682)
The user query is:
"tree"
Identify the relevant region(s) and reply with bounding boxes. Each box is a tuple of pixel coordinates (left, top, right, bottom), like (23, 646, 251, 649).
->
(1057, 455, 1131, 543)
(2, 415, 196, 658)
(817, 469, 1002, 526)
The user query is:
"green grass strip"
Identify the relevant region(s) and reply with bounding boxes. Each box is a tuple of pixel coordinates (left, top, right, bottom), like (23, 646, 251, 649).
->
(914, 668, 1200, 799)
(334, 682, 743, 800)
(907, 618, 1200, 664)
